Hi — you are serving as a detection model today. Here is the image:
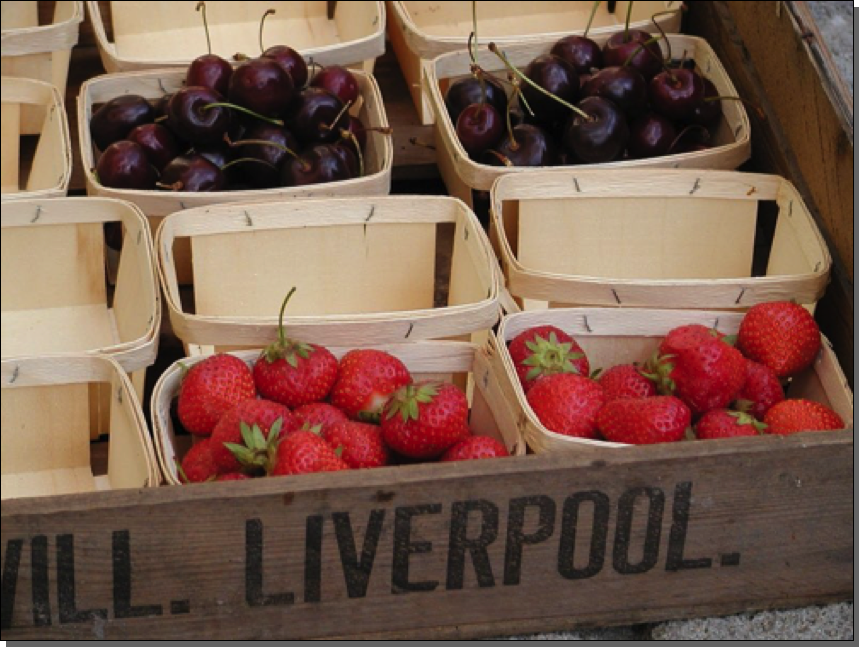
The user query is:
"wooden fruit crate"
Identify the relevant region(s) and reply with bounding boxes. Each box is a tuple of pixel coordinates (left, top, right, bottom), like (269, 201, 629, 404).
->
(153, 341, 527, 485)
(1, 76, 71, 200)
(427, 35, 751, 209)
(491, 169, 831, 311)
(1, 354, 159, 501)
(494, 307, 853, 454)
(156, 196, 501, 353)
(388, 0, 682, 124)
(1, 197, 160, 403)
(0, 1, 83, 133)
(86, 1, 386, 74)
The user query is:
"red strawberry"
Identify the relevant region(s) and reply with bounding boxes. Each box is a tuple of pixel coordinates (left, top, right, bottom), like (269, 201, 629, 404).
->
(733, 359, 785, 419)
(737, 302, 822, 378)
(695, 409, 766, 440)
(526, 373, 605, 439)
(209, 399, 299, 474)
(441, 436, 510, 461)
(177, 354, 257, 436)
(380, 382, 471, 459)
(253, 289, 339, 408)
(215, 472, 252, 482)
(330, 349, 412, 420)
(597, 364, 657, 402)
(647, 324, 746, 415)
(271, 430, 350, 476)
(178, 440, 219, 483)
(293, 402, 348, 433)
(322, 420, 390, 468)
(508, 325, 589, 392)
(763, 399, 845, 435)
(598, 396, 691, 445)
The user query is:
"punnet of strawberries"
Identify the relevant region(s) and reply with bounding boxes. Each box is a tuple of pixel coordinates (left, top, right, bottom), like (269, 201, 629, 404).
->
(174, 291, 509, 484)
(509, 302, 847, 445)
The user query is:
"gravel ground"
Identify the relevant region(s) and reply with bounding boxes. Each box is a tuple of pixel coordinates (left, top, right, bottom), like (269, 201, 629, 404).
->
(807, 0, 854, 93)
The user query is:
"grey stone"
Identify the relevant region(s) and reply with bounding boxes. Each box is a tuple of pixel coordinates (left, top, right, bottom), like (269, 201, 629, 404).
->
(807, 1, 854, 93)
(485, 626, 640, 640)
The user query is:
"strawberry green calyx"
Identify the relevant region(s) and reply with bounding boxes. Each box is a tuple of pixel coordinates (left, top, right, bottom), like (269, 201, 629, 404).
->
(522, 332, 585, 382)
(728, 410, 768, 433)
(223, 419, 283, 475)
(641, 351, 677, 395)
(262, 287, 313, 366)
(385, 383, 440, 423)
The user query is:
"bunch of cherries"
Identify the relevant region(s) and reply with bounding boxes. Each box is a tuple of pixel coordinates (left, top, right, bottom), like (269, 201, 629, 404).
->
(446, 5, 745, 169)
(91, 4, 378, 193)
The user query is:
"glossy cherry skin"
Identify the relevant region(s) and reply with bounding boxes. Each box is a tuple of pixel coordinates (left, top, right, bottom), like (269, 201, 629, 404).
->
(562, 96, 629, 163)
(280, 143, 353, 187)
(234, 123, 300, 188)
(522, 55, 580, 126)
(484, 124, 559, 168)
(550, 35, 603, 75)
(330, 140, 361, 177)
(444, 75, 508, 127)
(649, 68, 706, 121)
(456, 103, 504, 158)
(95, 140, 157, 189)
(125, 123, 180, 172)
(342, 114, 367, 152)
(310, 65, 359, 105)
(228, 58, 295, 118)
(602, 29, 663, 80)
(193, 143, 232, 169)
(263, 45, 308, 89)
(687, 77, 722, 127)
(286, 87, 349, 146)
(186, 53, 233, 97)
(581, 66, 648, 117)
(151, 94, 172, 120)
(627, 112, 678, 159)
(90, 94, 154, 151)
(166, 86, 231, 145)
(159, 154, 225, 192)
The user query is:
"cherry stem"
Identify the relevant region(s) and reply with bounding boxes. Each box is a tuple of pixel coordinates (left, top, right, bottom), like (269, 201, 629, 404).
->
(156, 180, 184, 191)
(223, 134, 301, 160)
(259, 9, 275, 54)
(202, 102, 284, 126)
(154, 115, 168, 123)
(623, 0, 634, 42)
(322, 99, 354, 132)
(219, 157, 280, 172)
(622, 35, 665, 69)
(483, 149, 513, 167)
(583, 1, 601, 37)
(650, 7, 685, 61)
(513, 77, 535, 116)
(704, 95, 766, 120)
(667, 124, 710, 155)
(276, 287, 297, 347)
(340, 129, 365, 177)
(196, 2, 212, 56)
(506, 88, 521, 150)
(488, 42, 590, 120)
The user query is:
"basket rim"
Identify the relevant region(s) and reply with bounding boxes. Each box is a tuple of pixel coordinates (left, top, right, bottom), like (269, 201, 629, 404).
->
(0, 0, 83, 39)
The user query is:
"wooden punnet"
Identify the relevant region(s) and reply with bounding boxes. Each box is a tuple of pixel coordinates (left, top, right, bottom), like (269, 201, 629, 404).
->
(494, 307, 853, 454)
(1, 77, 71, 200)
(1, 355, 159, 500)
(86, 1, 386, 74)
(491, 170, 831, 311)
(0, 1, 83, 133)
(426, 35, 751, 209)
(156, 196, 501, 354)
(387, 0, 682, 124)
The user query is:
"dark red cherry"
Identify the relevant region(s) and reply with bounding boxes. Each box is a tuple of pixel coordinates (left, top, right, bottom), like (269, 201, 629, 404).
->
(125, 123, 180, 172)
(550, 35, 603, 75)
(280, 143, 352, 187)
(232, 123, 300, 188)
(286, 87, 349, 146)
(602, 29, 663, 81)
(649, 68, 706, 121)
(456, 103, 504, 158)
(342, 114, 367, 152)
(158, 154, 225, 192)
(330, 140, 360, 177)
(186, 54, 233, 97)
(90, 95, 154, 151)
(628, 112, 678, 159)
(263, 45, 308, 89)
(193, 143, 232, 169)
(310, 65, 359, 105)
(521, 55, 580, 126)
(687, 77, 722, 127)
(485, 124, 558, 168)
(228, 58, 295, 118)
(562, 96, 629, 163)
(444, 75, 508, 127)
(581, 66, 648, 117)
(95, 140, 157, 190)
(166, 86, 231, 145)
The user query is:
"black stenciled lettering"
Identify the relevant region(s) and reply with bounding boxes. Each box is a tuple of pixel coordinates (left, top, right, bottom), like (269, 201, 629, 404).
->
(558, 491, 610, 580)
(446, 500, 499, 590)
(112, 531, 163, 619)
(57, 535, 108, 624)
(392, 504, 442, 594)
(31, 535, 52, 627)
(245, 519, 295, 607)
(613, 488, 665, 575)
(304, 515, 324, 603)
(503, 496, 557, 586)
(333, 510, 385, 599)
(666, 482, 713, 572)
(1, 539, 24, 631)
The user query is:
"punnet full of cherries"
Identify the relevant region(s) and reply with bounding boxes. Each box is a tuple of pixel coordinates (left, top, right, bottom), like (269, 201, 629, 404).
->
(446, 2, 758, 168)
(90, 3, 387, 193)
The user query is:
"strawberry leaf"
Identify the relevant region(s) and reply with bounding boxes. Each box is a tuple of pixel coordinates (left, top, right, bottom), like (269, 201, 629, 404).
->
(251, 424, 267, 449)
(240, 422, 254, 448)
(269, 417, 284, 439)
